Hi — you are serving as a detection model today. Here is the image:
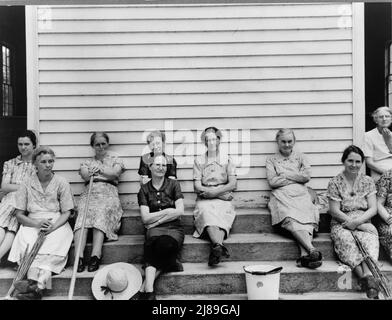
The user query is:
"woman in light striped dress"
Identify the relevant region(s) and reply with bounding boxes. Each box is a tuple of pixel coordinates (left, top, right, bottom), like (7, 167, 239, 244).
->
(0, 130, 37, 264)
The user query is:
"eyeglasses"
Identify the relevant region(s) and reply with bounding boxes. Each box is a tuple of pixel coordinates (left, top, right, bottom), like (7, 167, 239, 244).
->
(154, 163, 167, 167)
(377, 115, 392, 119)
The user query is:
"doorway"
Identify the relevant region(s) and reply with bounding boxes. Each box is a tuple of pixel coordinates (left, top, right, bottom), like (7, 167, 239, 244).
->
(0, 6, 27, 180)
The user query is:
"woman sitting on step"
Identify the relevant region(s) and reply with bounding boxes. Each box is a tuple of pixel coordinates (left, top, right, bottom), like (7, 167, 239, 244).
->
(74, 132, 125, 273)
(363, 106, 392, 181)
(374, 169, 392, 261)
(8, 146, 74, 300)
(0, 130, 37, 265)
(327, 145, 380, 299)
(133, 154, 185, 300)
(193, 127, 237, 267)
(138, 130, 177, 186)
(266, 128, 322, 269)
(375, 169, 392, 262)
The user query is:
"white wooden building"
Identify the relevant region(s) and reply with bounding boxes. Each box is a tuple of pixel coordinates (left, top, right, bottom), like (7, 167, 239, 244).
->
(25, 2, 365, 209)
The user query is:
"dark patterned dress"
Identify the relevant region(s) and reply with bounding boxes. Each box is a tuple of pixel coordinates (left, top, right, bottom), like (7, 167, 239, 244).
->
(375, 170, 392, 259)
(138, 178, 185, 268)
(327, 172, 379, 269)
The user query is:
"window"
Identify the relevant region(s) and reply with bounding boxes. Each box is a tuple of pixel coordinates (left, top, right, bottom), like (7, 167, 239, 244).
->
(1, 44, 14, 117)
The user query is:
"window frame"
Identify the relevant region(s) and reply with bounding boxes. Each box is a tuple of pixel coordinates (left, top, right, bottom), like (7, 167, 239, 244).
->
(0, 41, 16, 118)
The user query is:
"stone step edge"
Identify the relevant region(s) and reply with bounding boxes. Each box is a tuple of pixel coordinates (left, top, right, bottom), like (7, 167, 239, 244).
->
(2, 260, 392, 280)
(75, 232, 334, 247)
(42, 292, 369, 300)
(158, 292, 369, 300)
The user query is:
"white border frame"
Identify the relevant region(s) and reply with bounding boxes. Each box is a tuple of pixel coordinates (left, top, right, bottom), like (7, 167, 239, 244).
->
(25, 6, 40, 136)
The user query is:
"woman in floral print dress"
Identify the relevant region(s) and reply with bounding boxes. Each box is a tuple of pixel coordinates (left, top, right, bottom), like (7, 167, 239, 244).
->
(327, 145, 380, 299)
(0, 130, 37, 263)
(73, 132, 125, 273)
(375, 170, 392, 260)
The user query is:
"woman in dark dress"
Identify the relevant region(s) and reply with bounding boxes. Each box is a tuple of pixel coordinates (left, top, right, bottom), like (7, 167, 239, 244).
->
(134, 154, 184, 300)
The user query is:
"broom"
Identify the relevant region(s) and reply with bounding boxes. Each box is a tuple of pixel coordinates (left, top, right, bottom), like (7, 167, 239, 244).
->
(68, 176, 94, 300)
(351, 231, 392, 299)
(4, 230, 46, 299)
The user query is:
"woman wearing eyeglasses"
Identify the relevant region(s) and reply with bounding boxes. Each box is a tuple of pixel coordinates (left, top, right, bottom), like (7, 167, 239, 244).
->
(363, 106, 392, 181)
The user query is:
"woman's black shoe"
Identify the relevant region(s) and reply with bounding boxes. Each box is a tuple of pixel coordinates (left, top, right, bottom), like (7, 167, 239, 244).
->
(88, 255, 101, 272)
(77, 257, 87, 273)
(140, 292, 156, 300)
(296, 255, 322, 269)
(360, 275, 380, 299)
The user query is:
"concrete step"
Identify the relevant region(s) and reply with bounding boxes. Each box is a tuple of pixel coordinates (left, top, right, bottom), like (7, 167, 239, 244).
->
(42, 291, 369, 300)
(158, 291, 369, 300)
(69, 233, 342, 265)
(119, 208, 331, 235)
(2, 260, 391, 297)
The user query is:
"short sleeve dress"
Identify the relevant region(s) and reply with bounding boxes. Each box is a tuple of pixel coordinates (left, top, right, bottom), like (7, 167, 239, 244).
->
(327, 172, 379, 269)
(192, 153, 236, 239)
(363, 128, 392, 180)
(375, 170, 392, 258)
(0, 156, 35, 232)
(138, 178, 185, 268)
(266, 151, 319, 235)
(74, 151, 125, 241)
(8, 173, 74, 275)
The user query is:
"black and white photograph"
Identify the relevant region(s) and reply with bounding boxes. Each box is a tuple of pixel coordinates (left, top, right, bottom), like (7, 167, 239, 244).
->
(0, 0, 391, 305)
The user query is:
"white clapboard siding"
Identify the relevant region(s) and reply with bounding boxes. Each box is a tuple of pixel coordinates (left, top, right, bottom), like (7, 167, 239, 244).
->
(37, 4, 352, 20)
(40, 127, 353, 145)
(53, 152, 345, 172)
(32, 3, 358, 208)
(39, 54, 353, 70)
(39, 115, 353, 132)
(39, 91, 353, 108)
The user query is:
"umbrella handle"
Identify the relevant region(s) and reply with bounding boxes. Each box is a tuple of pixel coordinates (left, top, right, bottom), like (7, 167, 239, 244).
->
(68, 176, 94, 300)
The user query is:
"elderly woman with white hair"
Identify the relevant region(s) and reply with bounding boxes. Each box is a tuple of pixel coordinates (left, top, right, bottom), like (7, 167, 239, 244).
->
(266, 129, 322, 269)
(363, 106, 392, 181)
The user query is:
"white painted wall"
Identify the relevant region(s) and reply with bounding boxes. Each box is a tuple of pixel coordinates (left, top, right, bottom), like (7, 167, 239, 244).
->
(26, 3, 364, 209)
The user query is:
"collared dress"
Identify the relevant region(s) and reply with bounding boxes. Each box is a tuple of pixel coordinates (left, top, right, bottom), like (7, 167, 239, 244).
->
(266, 151, 319, 234)
(363, 128, 392, 180)
(137, 178, 184, 244)
(138, 152, 177, 179)
(192, 153, 236, 239)
(374, 170, 392, 259)
(0, 156, 35, 233)
(138, 178, 185, 267)
(8, 173, 74, 274)
(327, 172, 379, 269)
(74, 151, 125, 241)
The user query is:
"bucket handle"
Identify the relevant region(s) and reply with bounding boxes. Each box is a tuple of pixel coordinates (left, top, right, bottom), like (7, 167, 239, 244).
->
(243, 266, 283, 275)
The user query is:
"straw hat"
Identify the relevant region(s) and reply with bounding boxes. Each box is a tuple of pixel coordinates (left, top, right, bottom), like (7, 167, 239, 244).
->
(91, 263, 142, 300)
